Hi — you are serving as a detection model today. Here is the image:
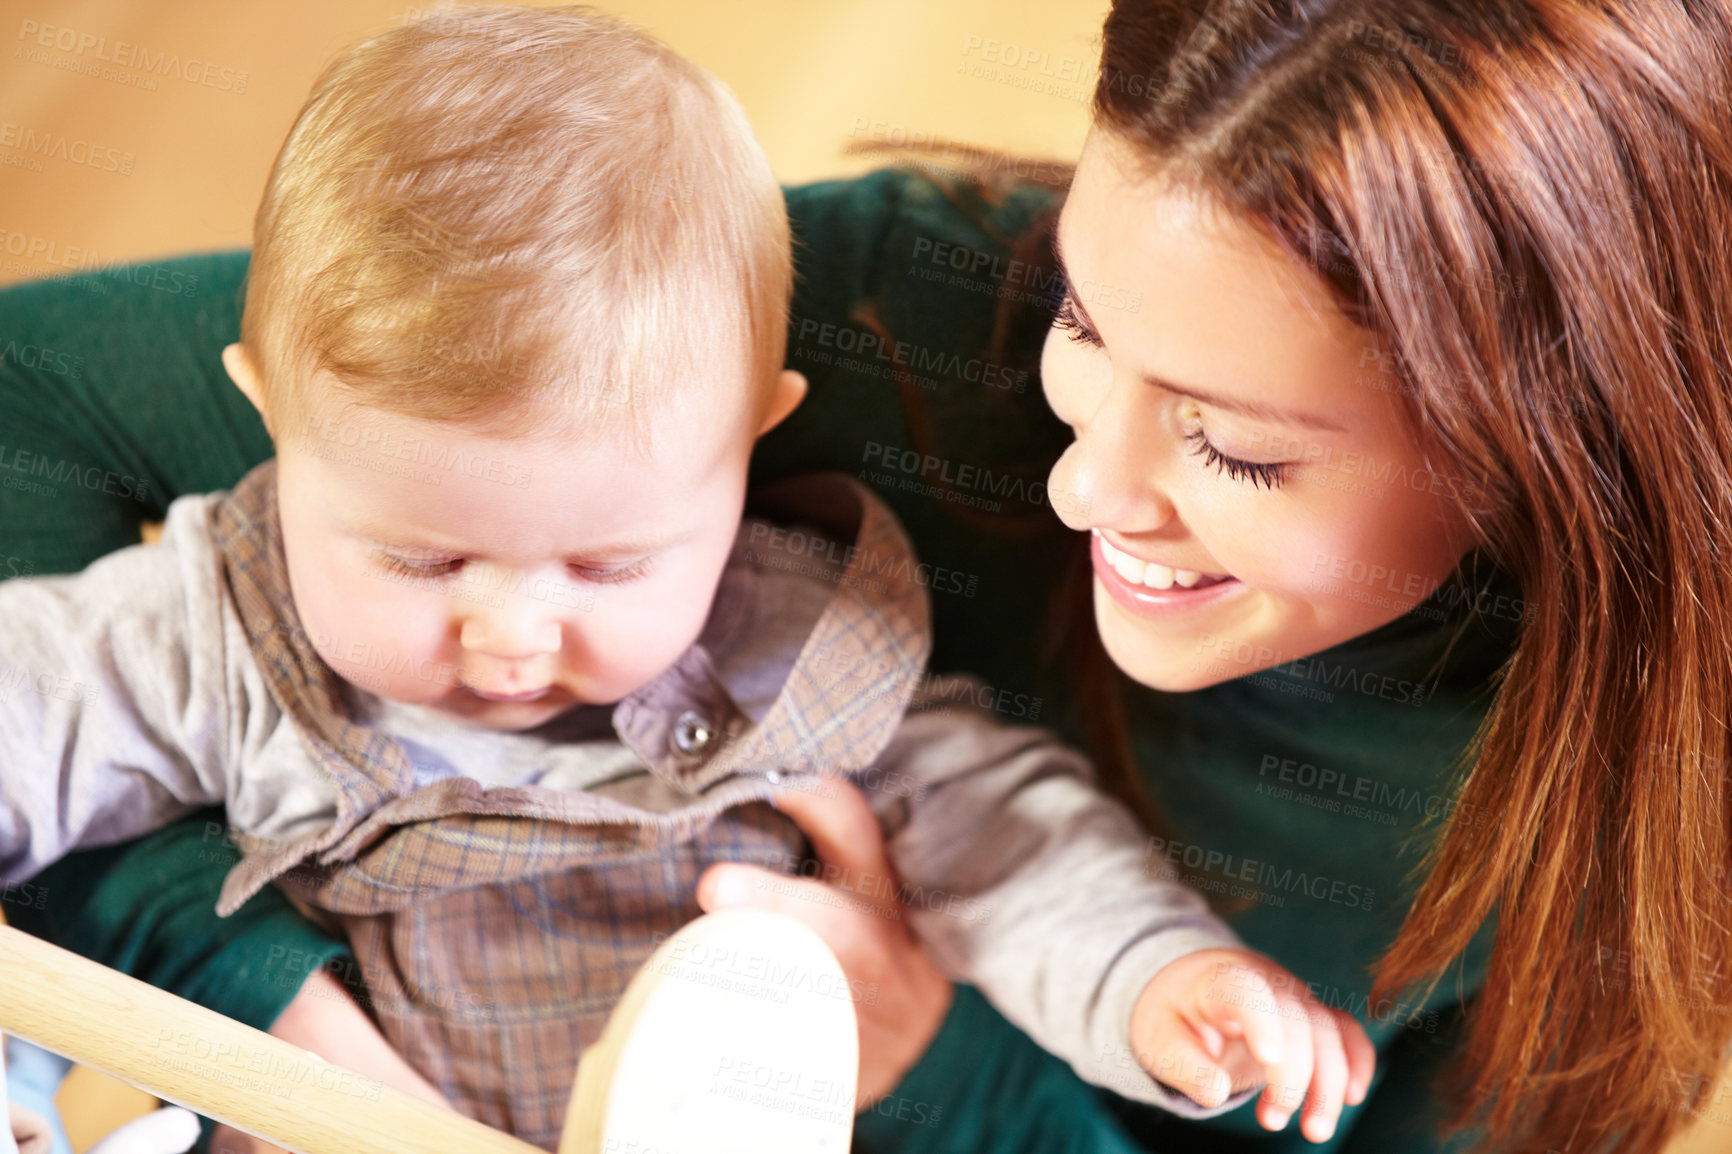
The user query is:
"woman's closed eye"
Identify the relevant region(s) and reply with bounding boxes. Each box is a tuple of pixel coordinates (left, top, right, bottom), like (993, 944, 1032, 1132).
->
(1185, 429, 1289, 490)
(1052, 288, 1290, 491)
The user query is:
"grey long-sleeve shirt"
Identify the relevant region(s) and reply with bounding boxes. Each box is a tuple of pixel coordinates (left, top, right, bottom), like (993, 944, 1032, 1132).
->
(0, 485, 1253, 1117)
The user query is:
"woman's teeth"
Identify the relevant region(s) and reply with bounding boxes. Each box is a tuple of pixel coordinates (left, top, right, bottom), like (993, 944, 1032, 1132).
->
(1099, 534, 1231, 590)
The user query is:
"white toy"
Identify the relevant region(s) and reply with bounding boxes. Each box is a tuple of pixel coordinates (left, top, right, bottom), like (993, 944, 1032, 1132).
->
(0, 910, 856, 1153)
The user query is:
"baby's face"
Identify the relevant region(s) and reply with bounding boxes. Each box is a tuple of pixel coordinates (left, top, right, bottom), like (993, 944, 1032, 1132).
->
(266, 377, 784, 732)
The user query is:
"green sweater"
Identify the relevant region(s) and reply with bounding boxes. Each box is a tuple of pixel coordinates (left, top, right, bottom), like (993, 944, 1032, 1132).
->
(766, 171, 1511, 1152)
(0, 170, 1513, 1153)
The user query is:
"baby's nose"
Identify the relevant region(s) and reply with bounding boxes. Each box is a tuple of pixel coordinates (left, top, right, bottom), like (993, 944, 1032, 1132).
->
(459, 613, 562, 659)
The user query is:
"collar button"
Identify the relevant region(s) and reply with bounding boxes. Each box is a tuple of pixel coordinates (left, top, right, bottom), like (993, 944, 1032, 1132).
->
(671, 709, 716, 756)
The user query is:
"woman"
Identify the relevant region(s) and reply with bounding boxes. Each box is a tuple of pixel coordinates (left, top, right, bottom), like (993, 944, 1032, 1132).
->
(3, 1, 1727, 1152)
(733, 3, 1732, 1152)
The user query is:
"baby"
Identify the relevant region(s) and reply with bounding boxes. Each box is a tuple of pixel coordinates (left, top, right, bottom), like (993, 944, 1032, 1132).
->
(0, 5, 1365, 1149)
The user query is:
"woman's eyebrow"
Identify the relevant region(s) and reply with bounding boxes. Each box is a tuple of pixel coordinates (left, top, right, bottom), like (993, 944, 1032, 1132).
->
(1053, 230, 1351, 435)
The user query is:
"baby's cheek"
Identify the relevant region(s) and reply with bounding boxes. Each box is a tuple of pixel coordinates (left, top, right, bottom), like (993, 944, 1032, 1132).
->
(574, 605, 702, 697)
(289, 554, 393, 647)
(292, 592, 353, 663)
(303, 593, 445, 690)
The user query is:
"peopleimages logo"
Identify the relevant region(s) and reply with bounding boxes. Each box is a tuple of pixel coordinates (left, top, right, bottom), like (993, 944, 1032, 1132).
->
(1146, 835, 1376, 911)
(745, 523, 979, 598)
(861, 441, 1085, 517)
(792, 318, 1030, 392)
(0, 121, 134, 174)
(1255, 754, 1484, 828)
(0, 445, 148, 501)
(16, 20, 249, 93)
(0, 339, 82, 379)
(909, 236, 1141, 314)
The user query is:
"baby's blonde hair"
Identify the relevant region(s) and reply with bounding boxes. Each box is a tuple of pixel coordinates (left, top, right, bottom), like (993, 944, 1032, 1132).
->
(240, 3, 791, 446)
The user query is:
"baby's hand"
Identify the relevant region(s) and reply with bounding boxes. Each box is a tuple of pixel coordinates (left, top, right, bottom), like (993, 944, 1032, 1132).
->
(1130, 949, 1375, 1144)
(9, 1102, 53, 1154)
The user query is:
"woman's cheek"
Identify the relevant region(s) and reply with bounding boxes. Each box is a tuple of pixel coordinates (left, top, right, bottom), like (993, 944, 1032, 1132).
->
(1181, 482, 1292, 589)
(1197, 482, 1365, 613)
(1289, 493, 1441, 630)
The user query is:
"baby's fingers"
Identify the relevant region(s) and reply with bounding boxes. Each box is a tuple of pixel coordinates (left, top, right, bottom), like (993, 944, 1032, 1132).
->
(1195, 965, 1288, 1069)
(1193, 965, 1312, 1131)
(1297, 1010, 1349, 1143)
(1341, 1013, 1376, 1105)
(1258, 993, 1315, 1132)
(1140, 1026, 1239, 1110)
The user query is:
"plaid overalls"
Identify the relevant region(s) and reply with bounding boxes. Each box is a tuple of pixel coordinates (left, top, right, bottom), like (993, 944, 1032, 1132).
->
(206, 460, 930, 1146)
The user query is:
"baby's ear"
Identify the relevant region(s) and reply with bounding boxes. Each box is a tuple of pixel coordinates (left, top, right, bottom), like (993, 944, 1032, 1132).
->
(756, 370, 808, 438)
(220, 343, 270, 427)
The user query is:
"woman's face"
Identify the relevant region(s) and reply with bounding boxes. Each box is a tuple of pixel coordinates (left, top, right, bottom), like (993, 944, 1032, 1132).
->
(1043, 130, 1476, 691)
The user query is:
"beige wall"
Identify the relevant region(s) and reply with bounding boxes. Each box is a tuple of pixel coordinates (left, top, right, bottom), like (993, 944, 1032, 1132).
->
(0, 0, 1106, 285)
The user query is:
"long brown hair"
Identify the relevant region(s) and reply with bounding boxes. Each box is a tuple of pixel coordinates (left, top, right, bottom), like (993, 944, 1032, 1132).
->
(1094, 2, 1732, 1150)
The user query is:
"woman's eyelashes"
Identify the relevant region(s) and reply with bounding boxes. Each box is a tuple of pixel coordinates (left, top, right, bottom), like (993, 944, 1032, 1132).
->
(373, 552, 653, 584)
(1053, 292, 1103, 346)
(1185, 429, 1289, 490)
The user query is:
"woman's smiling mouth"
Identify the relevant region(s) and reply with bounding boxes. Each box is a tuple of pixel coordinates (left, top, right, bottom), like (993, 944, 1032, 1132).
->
(1091, 529, 1245, 618)
(1095, 530, 1234, 589)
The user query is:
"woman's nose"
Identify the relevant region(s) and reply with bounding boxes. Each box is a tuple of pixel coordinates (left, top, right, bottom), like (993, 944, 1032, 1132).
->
(1050, 380, 1177, 533)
